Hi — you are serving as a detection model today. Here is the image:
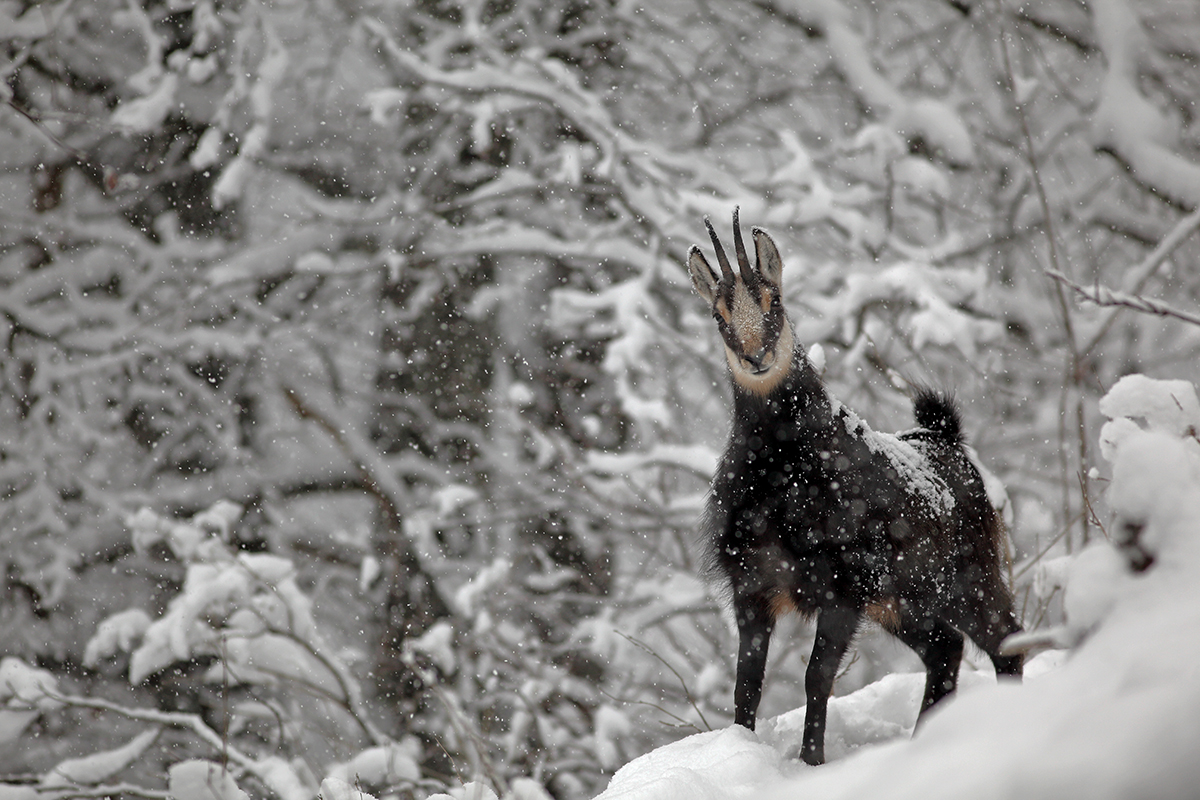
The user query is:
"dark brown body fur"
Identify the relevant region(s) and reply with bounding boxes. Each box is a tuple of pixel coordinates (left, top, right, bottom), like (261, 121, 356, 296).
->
(689, 214, 1022, 765)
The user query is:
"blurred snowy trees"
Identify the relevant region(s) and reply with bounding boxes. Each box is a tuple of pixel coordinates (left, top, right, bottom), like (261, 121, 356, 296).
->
(2, 0, 1200, 797)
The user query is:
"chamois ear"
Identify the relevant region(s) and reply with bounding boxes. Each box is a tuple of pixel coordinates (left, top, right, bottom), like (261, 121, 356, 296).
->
(752, 227, 783, 289)
(688, 245, 719, 304)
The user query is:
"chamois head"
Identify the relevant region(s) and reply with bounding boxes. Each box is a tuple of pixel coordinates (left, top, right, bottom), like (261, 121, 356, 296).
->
(688, 209, 794, 396)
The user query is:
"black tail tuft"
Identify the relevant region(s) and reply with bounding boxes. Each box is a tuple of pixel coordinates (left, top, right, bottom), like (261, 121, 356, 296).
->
(912, 388, 963, 445)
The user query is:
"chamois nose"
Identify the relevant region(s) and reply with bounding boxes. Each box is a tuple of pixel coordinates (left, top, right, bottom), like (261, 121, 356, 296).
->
(744, 348, 771, 373)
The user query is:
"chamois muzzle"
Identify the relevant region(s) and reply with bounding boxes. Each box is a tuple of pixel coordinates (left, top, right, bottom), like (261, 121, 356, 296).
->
(743, 348, 774, 374)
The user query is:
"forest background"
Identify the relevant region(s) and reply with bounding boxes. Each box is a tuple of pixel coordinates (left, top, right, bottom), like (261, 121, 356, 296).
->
(2, 0, 1200, 798)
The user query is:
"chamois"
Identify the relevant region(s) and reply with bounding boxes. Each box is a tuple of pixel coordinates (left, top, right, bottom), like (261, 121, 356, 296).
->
(688, 211, 1022, 765)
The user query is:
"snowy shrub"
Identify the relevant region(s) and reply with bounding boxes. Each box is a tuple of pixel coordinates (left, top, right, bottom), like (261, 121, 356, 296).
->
(1, 495, 607, 798)
(0, 503, 410, 800)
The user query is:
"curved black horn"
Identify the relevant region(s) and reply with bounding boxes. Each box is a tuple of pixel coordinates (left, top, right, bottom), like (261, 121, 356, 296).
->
(704, 217, 734, 280)
(733, 207, 754, 283)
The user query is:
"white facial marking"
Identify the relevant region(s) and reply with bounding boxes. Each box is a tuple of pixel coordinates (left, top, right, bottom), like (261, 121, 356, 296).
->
(730, 281, 764, 354)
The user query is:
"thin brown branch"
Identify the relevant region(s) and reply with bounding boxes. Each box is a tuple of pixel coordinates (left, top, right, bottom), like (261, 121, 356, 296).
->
(616, 631, 712, 732)
(1048, 270, 1200, 329)
(1081, 206, 1200, 354)
(998, 12, 1089, 547)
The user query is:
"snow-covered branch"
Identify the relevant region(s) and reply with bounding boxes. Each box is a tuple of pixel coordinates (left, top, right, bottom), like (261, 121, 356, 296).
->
(755, 0, 975, 165)
(1090, 0, 1200, 209)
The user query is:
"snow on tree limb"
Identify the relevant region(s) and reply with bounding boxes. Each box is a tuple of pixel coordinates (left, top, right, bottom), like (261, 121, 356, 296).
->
(360, 17, 776, 251)
(1090, 0, 1200, 209)
(757, 0, 975, 165)
(42, 729, 161, 788)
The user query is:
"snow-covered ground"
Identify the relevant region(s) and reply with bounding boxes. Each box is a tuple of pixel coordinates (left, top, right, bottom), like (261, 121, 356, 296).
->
(591, 374, 1200, 800)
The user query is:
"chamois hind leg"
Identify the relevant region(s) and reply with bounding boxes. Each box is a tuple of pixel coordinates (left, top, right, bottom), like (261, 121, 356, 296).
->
(733, 596, 775, 731)
(800, 605, 859, 766)
(948, 596, 1024, 681)
(893, 615, 965, 721)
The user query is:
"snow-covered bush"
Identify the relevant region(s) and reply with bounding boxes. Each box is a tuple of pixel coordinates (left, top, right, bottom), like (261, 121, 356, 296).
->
(0, 497, 613, 799)
(1, 502, 427, 800)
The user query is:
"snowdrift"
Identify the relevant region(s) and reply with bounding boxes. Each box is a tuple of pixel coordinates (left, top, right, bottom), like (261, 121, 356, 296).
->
(593, 374, 1200, 800)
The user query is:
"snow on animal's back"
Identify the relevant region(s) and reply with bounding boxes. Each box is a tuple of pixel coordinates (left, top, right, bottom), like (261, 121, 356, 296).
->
(825, 393, 956, 515)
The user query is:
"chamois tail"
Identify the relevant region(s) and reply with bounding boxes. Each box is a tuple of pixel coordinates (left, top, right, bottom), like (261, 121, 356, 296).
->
(912, 388, 963, 445)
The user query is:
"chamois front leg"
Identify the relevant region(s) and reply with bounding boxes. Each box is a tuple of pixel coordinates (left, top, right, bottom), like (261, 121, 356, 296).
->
(733, 597, 775, 731)
(801, 604, 859, 766)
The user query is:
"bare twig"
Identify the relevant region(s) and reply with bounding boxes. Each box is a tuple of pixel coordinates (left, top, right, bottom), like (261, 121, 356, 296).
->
(1079, 206, 1200, 351)
(598, 687, 706, 734)
(1048, 270, 1200, 329)
(1079, 470, 1108, 536)
(999, 13, 1090, 548)
(1012, 512, 1082, 581)
(1030, 585, 1061, 631)
(616, 631, 712, 731)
